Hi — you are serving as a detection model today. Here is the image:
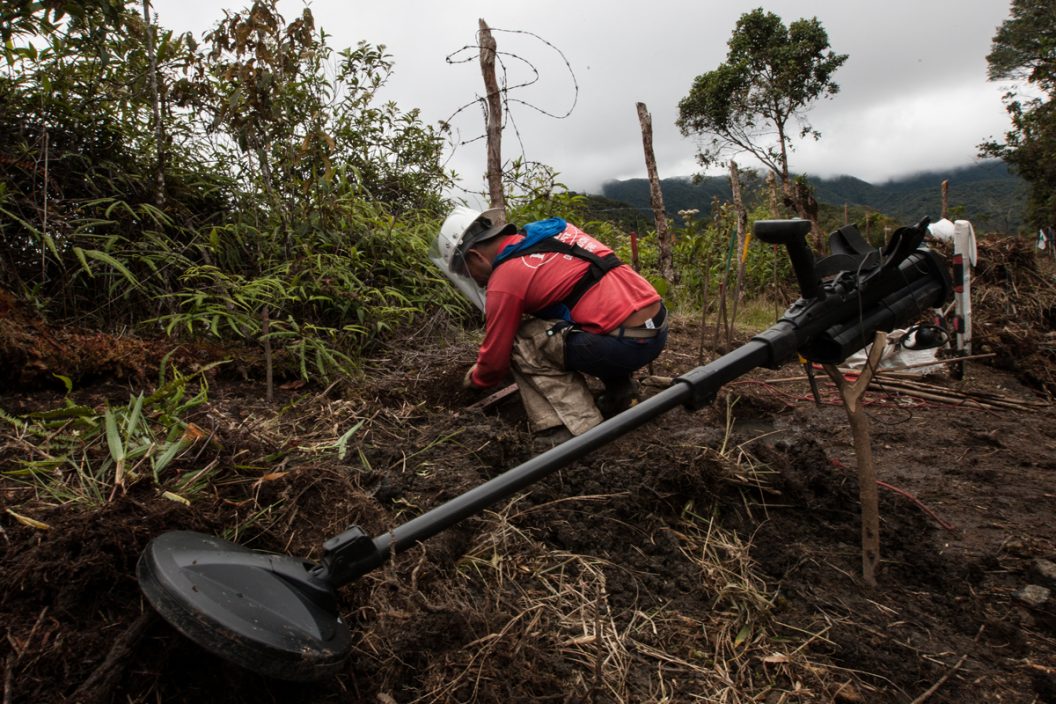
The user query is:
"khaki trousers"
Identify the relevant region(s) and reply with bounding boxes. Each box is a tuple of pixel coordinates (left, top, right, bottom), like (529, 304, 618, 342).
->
(510, 318, 603, 436)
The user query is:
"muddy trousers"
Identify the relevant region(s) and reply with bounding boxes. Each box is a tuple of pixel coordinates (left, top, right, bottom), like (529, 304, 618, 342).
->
(510, 318, 604, 436)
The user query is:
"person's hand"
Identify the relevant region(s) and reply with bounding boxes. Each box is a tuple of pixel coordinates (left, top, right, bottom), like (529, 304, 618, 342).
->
(462, 365, 479, 390)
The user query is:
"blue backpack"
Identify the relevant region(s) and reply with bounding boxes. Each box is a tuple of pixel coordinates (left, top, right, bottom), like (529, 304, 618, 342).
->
(491, 218, 622, 321)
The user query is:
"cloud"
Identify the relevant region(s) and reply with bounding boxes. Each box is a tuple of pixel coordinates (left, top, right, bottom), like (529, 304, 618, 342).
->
(791, 82, 1012, 182)
(151, 0, 1018, 195)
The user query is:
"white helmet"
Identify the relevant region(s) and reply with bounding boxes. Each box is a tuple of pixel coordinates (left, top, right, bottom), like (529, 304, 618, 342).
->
(429, 207, 515, 311)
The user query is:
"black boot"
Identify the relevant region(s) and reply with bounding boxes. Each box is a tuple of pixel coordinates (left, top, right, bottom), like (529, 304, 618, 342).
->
(596, 377, 638, 418)
(532, 426, 574, 452)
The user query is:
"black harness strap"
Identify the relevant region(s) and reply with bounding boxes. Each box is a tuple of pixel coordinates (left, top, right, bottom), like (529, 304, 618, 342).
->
(492, 238, 623, 311)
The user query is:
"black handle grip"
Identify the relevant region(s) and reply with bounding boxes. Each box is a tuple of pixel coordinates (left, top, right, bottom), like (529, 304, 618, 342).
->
(753, 219, 817, 299)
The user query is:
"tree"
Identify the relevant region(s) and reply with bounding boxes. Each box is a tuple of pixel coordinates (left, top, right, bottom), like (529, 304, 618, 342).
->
(1, 0, 126, 44)
(184, 0, 451, 227)
(676, 8, 846, 241)
(981, 0, 1056, 229)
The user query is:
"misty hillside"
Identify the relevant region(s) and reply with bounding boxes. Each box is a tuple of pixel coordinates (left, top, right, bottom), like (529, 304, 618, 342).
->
(598, 160, 1027, 233)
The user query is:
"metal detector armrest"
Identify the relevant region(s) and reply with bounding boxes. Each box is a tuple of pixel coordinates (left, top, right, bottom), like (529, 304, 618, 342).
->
(753, 219, 818, 299)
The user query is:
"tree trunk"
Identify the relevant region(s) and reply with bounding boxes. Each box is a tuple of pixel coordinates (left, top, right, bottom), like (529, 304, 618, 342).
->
(774, 123, 821, 247)
(782, 177, 822, 250)
(635, 102, 674, 284)
(478, 19, 505, 214)
(142, 0, 166, 207)
(941, 179, 949, 220)
(766, 170, 780, 217)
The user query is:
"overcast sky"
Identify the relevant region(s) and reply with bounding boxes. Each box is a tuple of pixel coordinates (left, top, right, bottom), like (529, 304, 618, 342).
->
(152, 1, 1017, 202)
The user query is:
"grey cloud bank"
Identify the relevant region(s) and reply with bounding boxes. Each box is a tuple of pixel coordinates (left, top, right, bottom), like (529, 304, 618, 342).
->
(152, 1, 1016, 196)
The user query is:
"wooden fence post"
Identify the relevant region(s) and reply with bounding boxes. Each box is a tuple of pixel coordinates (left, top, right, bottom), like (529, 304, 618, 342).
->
(728, 160, 749, 334)
(478, 19, 505, 214)
(822, 331, 888, 587)
(635, 102, 674, 284)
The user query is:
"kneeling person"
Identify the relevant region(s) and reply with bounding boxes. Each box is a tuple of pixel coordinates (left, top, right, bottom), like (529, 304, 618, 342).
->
(436, 207, 668, 444)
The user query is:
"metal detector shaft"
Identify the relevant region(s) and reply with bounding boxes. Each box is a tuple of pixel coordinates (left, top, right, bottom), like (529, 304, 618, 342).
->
(320, 341, 773, 586)
(321, 227, 953, 585)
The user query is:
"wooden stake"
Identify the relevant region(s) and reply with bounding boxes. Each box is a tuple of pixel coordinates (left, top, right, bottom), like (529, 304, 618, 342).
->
(715, 222, 736, 347)
(822, 331, 887, 588)
(728, 160, 749, 333)
(466, 382, 519, 411)
(262, 306, 273, 403)
(478, 19, 504, 213)
(697, 248, 713, 364)
(714, 279, 729, 347)
(636, 102, 674, 284)
(941, 179, 949, 221)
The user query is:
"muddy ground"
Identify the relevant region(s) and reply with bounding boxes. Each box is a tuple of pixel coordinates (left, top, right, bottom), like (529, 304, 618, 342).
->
(2, 245, 1056, 703)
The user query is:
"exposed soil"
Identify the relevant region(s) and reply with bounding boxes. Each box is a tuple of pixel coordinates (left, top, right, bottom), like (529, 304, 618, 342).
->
(2, 250, 1056, 703)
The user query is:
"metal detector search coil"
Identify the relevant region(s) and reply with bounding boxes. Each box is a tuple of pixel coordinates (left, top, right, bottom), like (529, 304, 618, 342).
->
(137, 531, 351, 681)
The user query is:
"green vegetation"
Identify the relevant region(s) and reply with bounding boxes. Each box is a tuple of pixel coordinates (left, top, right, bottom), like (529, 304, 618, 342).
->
(2, 361, 220, 506)
(677, 8, 847, 229)
(600, 161, 1028, 235)
(0, 0, 464, 382)
(0, 0, 1035, 385)
(982, 0, 1056, 229)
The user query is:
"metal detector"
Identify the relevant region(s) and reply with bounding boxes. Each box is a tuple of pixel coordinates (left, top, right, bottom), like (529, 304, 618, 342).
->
(137, 218, 952, 681)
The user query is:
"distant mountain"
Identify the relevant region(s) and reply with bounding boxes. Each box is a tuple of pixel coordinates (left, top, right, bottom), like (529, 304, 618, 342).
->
(597, 160, 1027, 233)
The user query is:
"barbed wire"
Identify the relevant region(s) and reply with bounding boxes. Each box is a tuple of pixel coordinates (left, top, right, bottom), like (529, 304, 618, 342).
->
(440, 25, 579, 185)
(443, 26, 579, 126)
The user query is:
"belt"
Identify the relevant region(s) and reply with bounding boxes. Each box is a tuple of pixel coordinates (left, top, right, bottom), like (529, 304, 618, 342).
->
(608, 304, 667, 339)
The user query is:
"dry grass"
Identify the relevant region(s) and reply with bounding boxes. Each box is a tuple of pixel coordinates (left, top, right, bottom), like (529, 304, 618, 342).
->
(970, 237, 1056, 396)
(352, 431, 858, 704)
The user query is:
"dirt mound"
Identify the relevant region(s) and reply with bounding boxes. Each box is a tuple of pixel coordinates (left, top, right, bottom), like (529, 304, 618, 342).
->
(971, 237, 1056, 395)
(0, 288, 243, 390)
(0, 486, 219, 703)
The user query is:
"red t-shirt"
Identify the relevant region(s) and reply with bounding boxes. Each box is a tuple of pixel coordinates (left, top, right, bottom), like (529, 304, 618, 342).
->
(470, 223, 661, 388)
